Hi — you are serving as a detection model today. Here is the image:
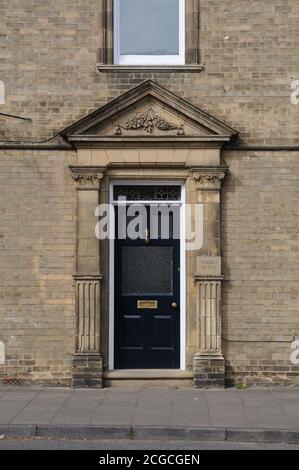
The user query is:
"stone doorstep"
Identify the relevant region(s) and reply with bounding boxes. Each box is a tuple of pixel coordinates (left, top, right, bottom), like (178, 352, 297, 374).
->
(103, 369, 194, 389)
(0, 425, 299, 444)
(103, 370, 194, 380)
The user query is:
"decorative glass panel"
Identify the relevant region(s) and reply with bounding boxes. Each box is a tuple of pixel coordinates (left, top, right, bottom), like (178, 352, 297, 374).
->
(114, 185, 181, 201)
(122, 246, 173, 294)
(119, 0, 180, 55)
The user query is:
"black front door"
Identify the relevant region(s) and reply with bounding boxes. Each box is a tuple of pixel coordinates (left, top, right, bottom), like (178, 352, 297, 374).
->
(114, 205, 180, 369)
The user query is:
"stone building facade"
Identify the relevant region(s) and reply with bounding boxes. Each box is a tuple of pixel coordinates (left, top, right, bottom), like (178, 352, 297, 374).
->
(0, 0, 298, 388)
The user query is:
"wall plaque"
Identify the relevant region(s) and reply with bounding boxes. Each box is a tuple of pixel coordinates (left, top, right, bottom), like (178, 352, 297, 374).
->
(197, 257, 222, 276)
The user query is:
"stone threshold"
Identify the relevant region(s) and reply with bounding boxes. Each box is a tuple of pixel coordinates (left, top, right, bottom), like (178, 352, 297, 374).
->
(103, 369, 194, 380)
(103, 370, 194, 388)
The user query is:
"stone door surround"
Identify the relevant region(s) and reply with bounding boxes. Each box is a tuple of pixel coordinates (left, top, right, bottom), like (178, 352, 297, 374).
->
(63, 80, 238, 388)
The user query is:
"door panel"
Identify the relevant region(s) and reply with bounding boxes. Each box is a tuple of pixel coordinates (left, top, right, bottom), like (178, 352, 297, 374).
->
(114, 203, 180, 369)
(152, 315, 173, 348)
(122, 315, 143, 348)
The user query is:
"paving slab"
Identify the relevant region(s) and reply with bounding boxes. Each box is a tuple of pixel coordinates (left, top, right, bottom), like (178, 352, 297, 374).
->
(0, 385, 298, 439)
(11, 405, 63, 425)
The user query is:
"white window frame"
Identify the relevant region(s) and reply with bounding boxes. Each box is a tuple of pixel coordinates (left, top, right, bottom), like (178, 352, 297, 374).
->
(114, 0, 185, 66)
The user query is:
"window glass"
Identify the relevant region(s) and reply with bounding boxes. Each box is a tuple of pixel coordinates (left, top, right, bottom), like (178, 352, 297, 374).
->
(119, 0, 180, 56)
(113, 185, 181, 201)
(122, 246, 173, 294)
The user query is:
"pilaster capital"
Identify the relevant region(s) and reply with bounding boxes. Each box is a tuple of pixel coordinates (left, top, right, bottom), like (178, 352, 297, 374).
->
(191, 166, 228, 190)
(69, 166, 105, 189)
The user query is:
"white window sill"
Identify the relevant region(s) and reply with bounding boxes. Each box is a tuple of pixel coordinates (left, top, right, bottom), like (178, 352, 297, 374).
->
(97, 64, 204, 73)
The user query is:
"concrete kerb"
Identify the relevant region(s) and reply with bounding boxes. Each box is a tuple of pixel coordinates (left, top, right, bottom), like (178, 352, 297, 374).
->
(0, 425, 37, 438)
(0, 426, 299, 444)
(226, 428, 299, 445)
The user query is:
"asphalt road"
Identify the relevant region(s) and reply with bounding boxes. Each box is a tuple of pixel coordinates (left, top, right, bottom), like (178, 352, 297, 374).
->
(0, 438, 298, 450)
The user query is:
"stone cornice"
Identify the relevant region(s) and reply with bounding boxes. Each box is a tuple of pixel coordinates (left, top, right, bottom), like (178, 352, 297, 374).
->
(69, 166, 105, 187)
(66, 136, 230, 149)
(0, 143, 72, 150)
(191, 166, 228, 190)
(1, 144, 299, 151)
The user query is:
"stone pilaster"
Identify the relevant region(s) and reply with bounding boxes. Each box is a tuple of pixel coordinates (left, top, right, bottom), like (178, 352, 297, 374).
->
(70, 166, 105, 388)
(192, 166, 227, 388)
(193, 276, 225, 388)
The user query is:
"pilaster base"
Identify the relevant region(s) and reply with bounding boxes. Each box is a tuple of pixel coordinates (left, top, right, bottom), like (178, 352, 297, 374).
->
(72, 353, 103, 388)
(193, 353, 225, 389)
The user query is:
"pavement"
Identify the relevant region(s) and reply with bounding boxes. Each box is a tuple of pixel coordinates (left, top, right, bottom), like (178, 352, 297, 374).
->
(0, 386, 298, 444)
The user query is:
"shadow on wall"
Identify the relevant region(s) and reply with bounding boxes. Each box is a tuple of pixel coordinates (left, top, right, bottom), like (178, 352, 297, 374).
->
(0, 340, 5, 364)
(0, 81, 4, 104)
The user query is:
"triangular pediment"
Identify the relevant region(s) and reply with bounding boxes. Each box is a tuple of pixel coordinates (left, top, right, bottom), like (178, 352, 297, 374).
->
(60, 80, 238, 147)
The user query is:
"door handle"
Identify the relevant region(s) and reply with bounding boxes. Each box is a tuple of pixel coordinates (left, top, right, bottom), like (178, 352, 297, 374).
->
(145, 228, 150, 244)
(171, 302, 178, 309)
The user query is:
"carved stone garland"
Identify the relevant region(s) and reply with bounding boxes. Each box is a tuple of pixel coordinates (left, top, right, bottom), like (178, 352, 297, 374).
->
(114, 108, 185, 136)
